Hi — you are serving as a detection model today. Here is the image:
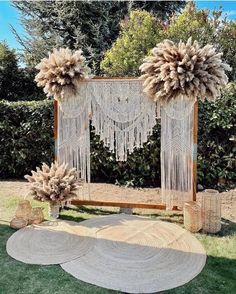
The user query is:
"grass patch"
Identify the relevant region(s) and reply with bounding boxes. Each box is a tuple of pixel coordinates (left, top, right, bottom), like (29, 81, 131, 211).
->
(0, 193, 235, 294)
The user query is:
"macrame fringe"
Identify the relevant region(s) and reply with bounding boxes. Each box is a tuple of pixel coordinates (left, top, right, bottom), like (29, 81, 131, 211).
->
(57, 80, 158, 187)
(161, 97, 195, 209)
(58, 83, 91, 183)
(90, 79, 159, 161)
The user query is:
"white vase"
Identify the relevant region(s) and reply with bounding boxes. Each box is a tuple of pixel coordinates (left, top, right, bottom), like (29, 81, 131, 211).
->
(49, 202, 60, 219)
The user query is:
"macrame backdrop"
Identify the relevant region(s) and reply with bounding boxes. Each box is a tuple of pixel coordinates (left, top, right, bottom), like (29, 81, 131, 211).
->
(161, 97, 196, 209)
(57, 80, 196, 207)
(57, 79, 158, 186)
(90, 79, 159, 161)
(35, 43, 229, 208)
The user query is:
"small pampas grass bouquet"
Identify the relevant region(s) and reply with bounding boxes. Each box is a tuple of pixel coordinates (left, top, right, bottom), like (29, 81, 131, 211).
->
(25, 161, 82, 203)
(140, 38, 231, 104)
(35, 48, 92, 101)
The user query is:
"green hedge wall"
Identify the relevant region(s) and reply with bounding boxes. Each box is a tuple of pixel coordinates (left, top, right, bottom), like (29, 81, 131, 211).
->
(0, 100, 54, 178)
(0, 84, 235, 189)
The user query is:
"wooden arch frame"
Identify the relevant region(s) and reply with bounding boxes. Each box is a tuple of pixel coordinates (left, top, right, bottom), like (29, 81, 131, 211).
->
(54, 78, 198, 211)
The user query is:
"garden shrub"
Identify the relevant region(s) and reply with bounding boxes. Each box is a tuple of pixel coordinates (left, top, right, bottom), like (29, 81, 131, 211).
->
(0, 100, 54, 178)
(197, 83, 236, 189)
(0, 85, 235, 189)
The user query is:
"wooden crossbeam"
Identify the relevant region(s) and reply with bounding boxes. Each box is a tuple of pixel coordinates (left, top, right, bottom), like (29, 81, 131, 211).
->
(70, 199, 181, 210)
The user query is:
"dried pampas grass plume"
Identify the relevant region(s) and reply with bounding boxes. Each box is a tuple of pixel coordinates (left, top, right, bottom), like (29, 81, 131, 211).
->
(139, 38, 231, 103)
(35, 48, 92, 100)
(25, 161, 83, 203)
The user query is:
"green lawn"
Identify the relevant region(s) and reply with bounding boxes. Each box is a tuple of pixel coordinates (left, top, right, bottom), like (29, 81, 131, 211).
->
(0, 194, 235, 294)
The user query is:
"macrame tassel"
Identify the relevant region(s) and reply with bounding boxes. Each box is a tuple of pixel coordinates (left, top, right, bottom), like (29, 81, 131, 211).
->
(161, 97, 195, 209)
(57, 82, 91, 184)
(90, 79, 158, 161)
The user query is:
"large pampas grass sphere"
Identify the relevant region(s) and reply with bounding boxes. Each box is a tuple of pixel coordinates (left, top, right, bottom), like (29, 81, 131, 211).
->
(35, 48, 92, 100)
(139, 38, 231, 104)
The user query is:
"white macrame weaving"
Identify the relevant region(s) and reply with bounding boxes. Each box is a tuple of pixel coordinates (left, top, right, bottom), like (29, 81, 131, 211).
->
(57, 79, 158, 183)
(58, 82, 91, 182)
(161, 97, 196, 209)
(90, 79, 159, 161)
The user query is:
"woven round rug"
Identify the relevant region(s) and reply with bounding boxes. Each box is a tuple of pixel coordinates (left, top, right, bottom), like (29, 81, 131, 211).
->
(61, 214, 206, 293)
(7, 220, 95, 265)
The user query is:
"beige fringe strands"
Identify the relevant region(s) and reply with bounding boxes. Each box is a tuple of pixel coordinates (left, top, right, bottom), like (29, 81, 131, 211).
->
(161, 97, 195, 209)
(58, 79, 159, 185)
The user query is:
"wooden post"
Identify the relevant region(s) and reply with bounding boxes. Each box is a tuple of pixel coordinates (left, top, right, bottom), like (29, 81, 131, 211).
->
(192, 101, 198, 201)
(54, 99, 58, 162)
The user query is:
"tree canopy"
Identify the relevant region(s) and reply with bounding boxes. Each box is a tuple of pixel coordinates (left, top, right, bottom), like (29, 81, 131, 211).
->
(0, 42, 42, 101)
(165, 2, 236, 80)
(101, 10, 163, 76)
(101, 2, 236, 79)
(0, 42, 19, 100)
(13, 0, 185, 74)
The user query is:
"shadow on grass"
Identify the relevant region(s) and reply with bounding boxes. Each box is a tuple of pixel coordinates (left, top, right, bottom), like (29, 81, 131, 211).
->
(210, 218, 236, 237)
(59, 205, 117, 223)
(59, 214, 86, 223)
(156, 215, 184, 225)
(135, 212, 184, 225)
(64, 205, 117, 216)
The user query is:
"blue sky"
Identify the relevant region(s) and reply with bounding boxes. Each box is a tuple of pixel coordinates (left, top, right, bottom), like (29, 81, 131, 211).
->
(0, 1, 236, 51)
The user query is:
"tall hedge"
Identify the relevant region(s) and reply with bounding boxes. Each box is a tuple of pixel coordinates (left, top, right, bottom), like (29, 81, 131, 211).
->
(0, 85, 235, 189)
(0, 100, 54, 178)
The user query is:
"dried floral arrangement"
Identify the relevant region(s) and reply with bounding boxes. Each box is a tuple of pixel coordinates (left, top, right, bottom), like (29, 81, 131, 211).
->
(35, 48, 92, 100)
(140, 38, 231, 103)
(25, 162, 82, 203)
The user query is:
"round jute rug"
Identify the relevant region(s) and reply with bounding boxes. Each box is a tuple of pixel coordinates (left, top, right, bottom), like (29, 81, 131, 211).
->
(7, 220, 96, 265)
(61, 214, 206, 293)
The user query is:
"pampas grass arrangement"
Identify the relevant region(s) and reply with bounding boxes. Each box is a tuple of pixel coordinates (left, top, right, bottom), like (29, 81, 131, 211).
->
(140, 38, 231, 103)
(35, 48, 92, 100)
(25, 162, 82, 203)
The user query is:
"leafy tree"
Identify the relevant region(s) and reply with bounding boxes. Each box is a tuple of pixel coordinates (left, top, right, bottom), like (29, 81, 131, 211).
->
(100, 10, 163, 76)
(164, 2, 217, 45)
(0, 42, 18, 100)
(0, 42, 42, 101)
(13, 0, 185, 74)
(165, 2, 236, 80)
(101, 2, 236, 79)
(217, 20, 236, 80)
